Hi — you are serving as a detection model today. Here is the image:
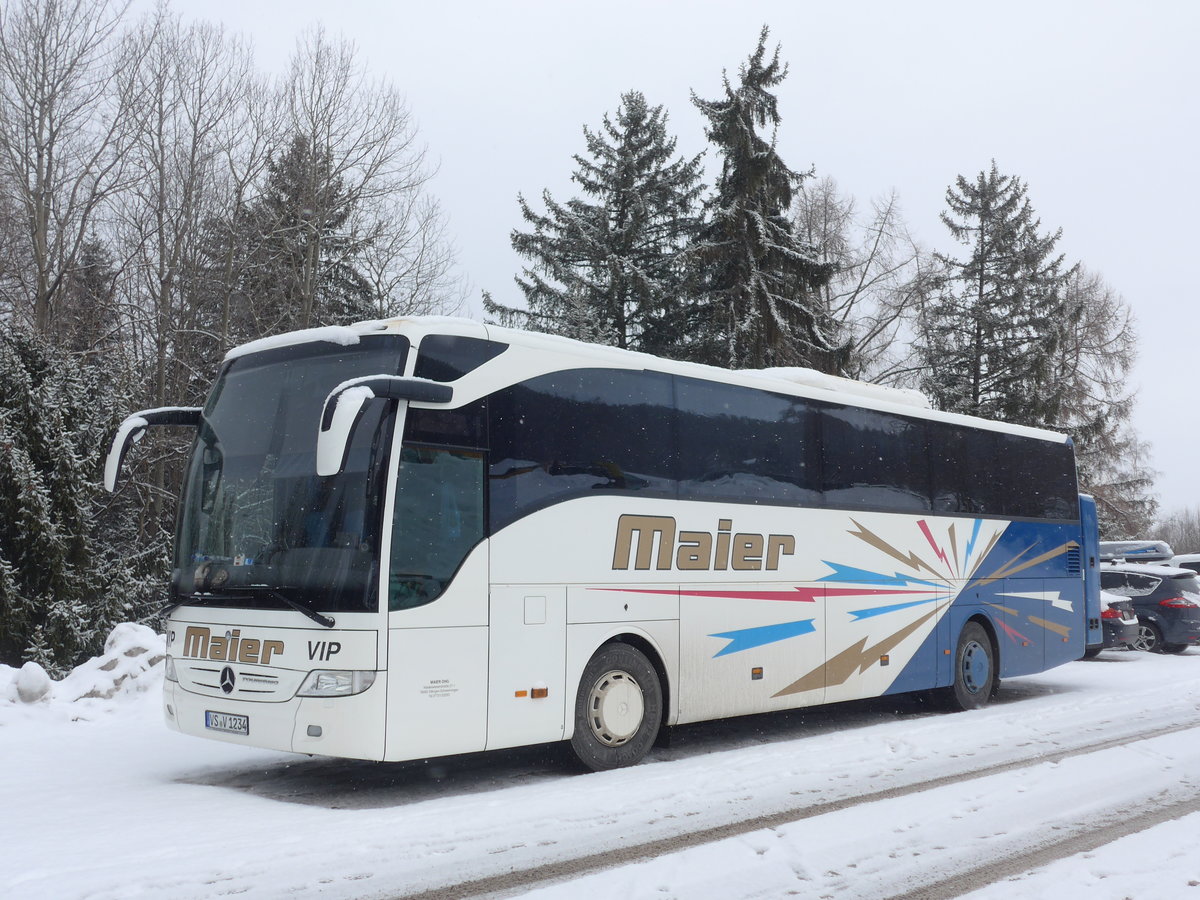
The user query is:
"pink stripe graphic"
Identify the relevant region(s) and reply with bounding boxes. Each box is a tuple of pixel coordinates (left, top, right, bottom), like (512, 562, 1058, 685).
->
(596, 586, 934, 603)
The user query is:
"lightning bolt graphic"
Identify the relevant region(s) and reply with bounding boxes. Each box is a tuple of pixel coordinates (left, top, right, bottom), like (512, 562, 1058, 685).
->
(970, 542, 1077, 587)
(849, 519, 944, 579)
(708, 619, 817, 657)
(964, 518, 983, 570)
(999, 590, 1074, 613)
(994, 618, 1033, 645)
(917, 519, 953, 574)
(773, 609, 939, 697)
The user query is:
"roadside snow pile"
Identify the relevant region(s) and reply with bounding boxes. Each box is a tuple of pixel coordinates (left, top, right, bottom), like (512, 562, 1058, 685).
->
(1, 623, 165, 717)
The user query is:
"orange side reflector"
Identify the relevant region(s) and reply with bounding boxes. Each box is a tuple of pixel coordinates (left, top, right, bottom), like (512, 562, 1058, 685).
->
(944, 649, 951, 655)
(514, 690, 528, 698)
(531, 687, 549, 699)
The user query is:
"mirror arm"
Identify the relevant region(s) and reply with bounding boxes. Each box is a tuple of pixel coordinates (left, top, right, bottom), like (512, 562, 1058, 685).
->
(104, 407, 202, 492)
(317, 376, 453, 477)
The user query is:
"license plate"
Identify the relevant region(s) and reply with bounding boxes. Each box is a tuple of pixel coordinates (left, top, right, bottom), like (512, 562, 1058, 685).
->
(205, 711, 249, 736)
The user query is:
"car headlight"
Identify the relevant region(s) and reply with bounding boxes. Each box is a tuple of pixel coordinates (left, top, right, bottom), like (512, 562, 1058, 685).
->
(296, 670, 376, 697)
(164, 655, 179, 683)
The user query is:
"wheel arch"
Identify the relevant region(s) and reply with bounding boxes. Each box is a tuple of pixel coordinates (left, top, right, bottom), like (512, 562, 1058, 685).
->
(602, 631, 671, 734)
(965, 612, 1000, 662)
(964, 612, 1001, 685)
(565, 625, 674, 740)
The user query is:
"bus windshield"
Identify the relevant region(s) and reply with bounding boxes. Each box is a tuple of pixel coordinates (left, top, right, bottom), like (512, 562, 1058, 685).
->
(174, 336, 407, 613)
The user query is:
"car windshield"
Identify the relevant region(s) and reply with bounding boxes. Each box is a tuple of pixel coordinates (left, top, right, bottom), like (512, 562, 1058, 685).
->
(174, 335, 407, 613)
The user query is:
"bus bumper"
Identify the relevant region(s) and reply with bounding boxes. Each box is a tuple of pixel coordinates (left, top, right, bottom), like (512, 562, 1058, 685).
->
(163, 680, 387, 761)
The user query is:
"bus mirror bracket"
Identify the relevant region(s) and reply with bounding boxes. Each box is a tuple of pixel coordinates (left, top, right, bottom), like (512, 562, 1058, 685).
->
(104, 407, 202, 492)
(316, 376, 453, 477)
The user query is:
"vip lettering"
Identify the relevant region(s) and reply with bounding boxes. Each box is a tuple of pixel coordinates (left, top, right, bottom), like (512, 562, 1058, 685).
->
(182, 626, 283, 664)
(308, 640, 342, 661)
(612, 514, 796, 571)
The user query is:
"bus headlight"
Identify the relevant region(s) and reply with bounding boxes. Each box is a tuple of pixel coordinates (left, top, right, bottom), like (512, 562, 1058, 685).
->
(164, 656, 179, 683)
(297, 670, 376, 697)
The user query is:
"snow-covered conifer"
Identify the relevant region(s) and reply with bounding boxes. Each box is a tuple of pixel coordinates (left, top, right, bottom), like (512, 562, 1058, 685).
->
(917, 162, 1076, 427)
(688, 26, 839, 371)
(0, 330, 160, 675)
(488, 91, 703, 356)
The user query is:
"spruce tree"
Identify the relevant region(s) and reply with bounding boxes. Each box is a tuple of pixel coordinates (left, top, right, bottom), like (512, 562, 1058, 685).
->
(689, 26, 838, 371)
(223, 134, 374, 341)
(0, 331, 161, 675)
(918, 161, 1076, 427)
(488, 91, 703, 356)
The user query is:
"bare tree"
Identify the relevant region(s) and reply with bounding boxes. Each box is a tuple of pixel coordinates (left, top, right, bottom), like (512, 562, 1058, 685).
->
(0, 0, 135, 336)
(115, 8, 262, 529)
(119, 9, 258, 402)
(792, 177, 931, 382)
(1055, 268, 1156, 537)
(271, 26, 446, 328)
(358, 190, 466, 318)
(1154, 506, 1200, 554)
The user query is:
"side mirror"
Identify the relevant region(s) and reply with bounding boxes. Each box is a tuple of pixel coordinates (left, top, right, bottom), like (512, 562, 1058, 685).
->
(316, 376, 453, 477)
(104, 407, 202, 492)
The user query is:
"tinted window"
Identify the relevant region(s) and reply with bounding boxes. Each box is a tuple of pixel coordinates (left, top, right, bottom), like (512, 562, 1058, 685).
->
(929, 424, 1006, 515)
(821, 405, 930, 511)
(404, 399, 487, 448)
(488, 369, 676, 531)
(930, 424, 1078, 520)
(1170, 573, 1200, 600)
(389, 446, 485, 610)
(997, 435, 1078, 519)
(414, 335, 507, 382)
(676, 377, 819, 505)
(1123, 573, 1162, 597)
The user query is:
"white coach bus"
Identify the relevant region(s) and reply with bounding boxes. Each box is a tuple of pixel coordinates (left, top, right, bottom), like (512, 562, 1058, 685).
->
(107, 317, 1090, 770)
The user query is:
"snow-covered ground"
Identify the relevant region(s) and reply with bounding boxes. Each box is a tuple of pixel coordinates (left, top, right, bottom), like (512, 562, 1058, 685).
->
(3, 631, 1200, 899)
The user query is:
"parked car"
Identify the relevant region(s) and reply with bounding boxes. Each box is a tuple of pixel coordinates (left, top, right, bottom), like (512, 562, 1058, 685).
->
(1098, 563, 1200, 653)
(1170, 553, 1200, 575)
(1098, 540, 1174, 563)
(1084, 590, 1139, 655)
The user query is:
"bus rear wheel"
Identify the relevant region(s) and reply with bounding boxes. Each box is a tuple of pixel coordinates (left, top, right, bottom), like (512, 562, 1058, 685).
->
(946, 622, 996, 711)
(570, 643, 662, 772)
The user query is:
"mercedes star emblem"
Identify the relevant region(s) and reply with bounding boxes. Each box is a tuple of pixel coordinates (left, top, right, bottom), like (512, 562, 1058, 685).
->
(219, 666, 235, 694)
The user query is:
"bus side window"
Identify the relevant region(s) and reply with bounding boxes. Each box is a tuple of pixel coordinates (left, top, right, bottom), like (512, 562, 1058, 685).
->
(821, 405, 930, 512)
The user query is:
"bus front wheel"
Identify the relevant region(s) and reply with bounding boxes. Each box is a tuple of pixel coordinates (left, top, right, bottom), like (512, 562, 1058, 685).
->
(946, 622, 996, 711)
(570, 642, 662, 771)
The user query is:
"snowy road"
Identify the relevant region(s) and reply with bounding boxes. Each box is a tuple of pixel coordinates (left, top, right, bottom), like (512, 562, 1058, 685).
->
(4, 648, 1200, 899)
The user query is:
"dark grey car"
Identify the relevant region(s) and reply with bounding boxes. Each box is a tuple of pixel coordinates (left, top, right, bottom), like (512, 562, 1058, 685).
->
(1099, 564, 1200, 653)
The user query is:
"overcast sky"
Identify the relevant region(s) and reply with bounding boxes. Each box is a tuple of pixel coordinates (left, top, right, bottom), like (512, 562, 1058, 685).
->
(165, 0, 1200, 520)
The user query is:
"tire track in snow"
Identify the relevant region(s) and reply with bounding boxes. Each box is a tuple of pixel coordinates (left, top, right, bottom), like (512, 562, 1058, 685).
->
(396, 717, 1200, 900)
(884, 792, 1200, 900)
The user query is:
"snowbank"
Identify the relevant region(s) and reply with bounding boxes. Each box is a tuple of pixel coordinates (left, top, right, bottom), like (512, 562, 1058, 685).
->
(0, 623, 165, 721)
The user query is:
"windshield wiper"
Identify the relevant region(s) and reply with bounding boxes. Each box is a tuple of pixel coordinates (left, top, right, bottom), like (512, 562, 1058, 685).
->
(257, 586, 336, 629)
(160, 593, 217, 618)
(163, 587, 336, 629)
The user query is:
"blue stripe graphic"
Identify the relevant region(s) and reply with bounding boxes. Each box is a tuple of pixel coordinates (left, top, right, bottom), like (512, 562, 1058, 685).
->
(818, 562, 941, 588)
(848, 597, 939, 621)
(709, 619, 817, 657)
(964, 518, 983, 569)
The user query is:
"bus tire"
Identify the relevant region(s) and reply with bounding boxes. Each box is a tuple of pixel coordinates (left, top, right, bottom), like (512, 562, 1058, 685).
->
(570, 642, 662, 772)
(947, 622, 996, 711)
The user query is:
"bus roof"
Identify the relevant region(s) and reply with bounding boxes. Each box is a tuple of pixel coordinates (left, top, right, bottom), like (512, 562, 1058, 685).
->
(226, 315, 1072, 446)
